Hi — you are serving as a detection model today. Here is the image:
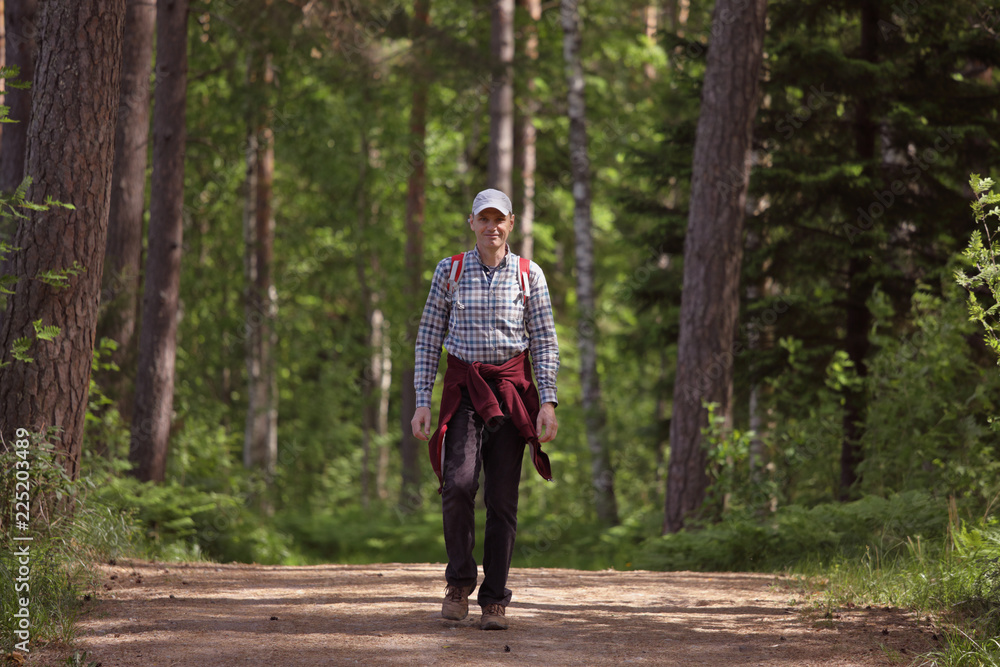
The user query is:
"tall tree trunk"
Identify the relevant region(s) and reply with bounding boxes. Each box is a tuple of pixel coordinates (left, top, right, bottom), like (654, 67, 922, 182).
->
(488, 0, 514, 195)
(0, 0, 33, 334)
(355, 127, 375, 508)
(100, 0, 156, 424)
(667, 0, 690, 34)
(0, 1, 5, 154)
(0, 0, 34, 194)
(644, 3, 658, 79)
(398, 0, 430, 512)
(838, 1, 878, 502)
(562, 0, 618, 526)
(518, 0, 540, 262)
(0, 0, 126, 483)
(663, 0, 767, 534)
(374, 306, 392, 499)
(243, 52, 278, 495)
(130, 0, 188, 483)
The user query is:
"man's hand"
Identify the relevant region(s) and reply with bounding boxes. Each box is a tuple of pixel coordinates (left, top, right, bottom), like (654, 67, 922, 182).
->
(536, 402, 558, 443)
(411, 406, 432, 441)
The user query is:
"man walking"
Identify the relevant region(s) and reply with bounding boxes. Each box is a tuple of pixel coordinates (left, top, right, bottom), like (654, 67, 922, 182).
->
(410, 188, 560, 631)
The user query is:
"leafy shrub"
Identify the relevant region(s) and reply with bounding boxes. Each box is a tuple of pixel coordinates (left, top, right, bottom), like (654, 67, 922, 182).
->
(634, 491, 948, 572)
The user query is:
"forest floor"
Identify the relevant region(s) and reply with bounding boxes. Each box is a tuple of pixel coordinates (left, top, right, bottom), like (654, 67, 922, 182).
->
(21, 560, 944, 666)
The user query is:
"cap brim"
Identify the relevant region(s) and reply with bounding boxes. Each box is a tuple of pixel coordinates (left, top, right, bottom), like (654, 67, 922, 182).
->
(472, 202, 511, 216)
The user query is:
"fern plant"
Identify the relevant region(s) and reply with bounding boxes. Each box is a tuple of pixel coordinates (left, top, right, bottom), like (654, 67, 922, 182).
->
(955, 174, 1000, 361)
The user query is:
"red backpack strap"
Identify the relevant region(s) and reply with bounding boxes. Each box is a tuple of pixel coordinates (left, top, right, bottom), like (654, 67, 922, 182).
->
(518, 256, 531, 301)
(447, 252, 465, 294)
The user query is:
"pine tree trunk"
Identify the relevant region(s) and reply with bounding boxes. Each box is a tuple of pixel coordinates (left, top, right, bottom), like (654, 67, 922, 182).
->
(0, 0, 126, 483)
(488, 0, 514, 196)
(130, 0, 188, 483)
(518, 0, 540, 262)
(355, 127, 375, 508)
(0, 0, 34, 194)
(243, 52, 278, 492)
(562, 0, 618, 526)
(100, 0, 155, 423)
(0, 0, 33, 327)
(838, 1, 878, 502)
(398, 0, 430, 512)
(0, 1, 5, 158)
(663, 0, 767, 534)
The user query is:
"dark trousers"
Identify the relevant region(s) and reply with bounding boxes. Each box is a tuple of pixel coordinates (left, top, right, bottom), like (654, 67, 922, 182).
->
(441, 386, 525, 608)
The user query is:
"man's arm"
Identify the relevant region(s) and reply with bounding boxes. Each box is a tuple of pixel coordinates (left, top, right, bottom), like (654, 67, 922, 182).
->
(411, 259, 451, 439)
(525, 261, 560, 440)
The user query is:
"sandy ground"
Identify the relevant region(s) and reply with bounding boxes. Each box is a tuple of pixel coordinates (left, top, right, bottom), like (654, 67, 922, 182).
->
(17, 560, 944, 666)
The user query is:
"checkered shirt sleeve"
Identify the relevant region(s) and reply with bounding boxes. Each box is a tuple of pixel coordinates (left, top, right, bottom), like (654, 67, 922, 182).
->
(413, 248, 560, 409)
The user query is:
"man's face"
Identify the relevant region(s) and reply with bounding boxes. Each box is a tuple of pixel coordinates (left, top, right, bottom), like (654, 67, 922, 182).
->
(469, 208, 515, 253)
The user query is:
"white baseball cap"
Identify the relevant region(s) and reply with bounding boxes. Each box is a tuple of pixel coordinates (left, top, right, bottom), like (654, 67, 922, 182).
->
(472, 188, 512, 216)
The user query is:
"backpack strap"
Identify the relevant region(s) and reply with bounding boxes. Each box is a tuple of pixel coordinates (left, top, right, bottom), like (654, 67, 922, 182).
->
(518, 256, 531, 301)
(447, 252, 465, 295)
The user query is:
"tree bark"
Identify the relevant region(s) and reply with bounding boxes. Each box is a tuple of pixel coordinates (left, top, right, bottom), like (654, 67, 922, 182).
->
(663, 0, 767, 534)
(838, 1, 878, 502)
(243, 52, 278, 491)
(0, 0, 34, 194)
(130, 0, 188, 483)
(0, 0, 126, 481)
(488, 0, 514, 196)
(561, 0, 618, 526)
(517, 0, 540, 262)
(0, 1, 5, 154)
(0, 0, 33, 326)
(99, 0, 155, 423)
(398, 0, 430, 512)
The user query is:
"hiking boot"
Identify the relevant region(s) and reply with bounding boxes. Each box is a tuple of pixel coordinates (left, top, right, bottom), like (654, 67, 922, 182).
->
(480, 603, 508, 630)
(441, 584, 474, 620)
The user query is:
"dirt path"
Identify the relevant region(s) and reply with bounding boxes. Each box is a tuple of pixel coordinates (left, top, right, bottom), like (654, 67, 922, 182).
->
(26, 560, 941, 666)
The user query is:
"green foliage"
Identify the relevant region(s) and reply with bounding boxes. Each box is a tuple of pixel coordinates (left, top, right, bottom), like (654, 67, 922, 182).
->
(956, 175, 1000, 362)
(698, 401, 771, 519)
(635, 491, 948, 572)
(88, 476, 295, 565)
(861, 283, 1000, 500)
(0, 424, 141, 650)
(816, 515, 1000, 665)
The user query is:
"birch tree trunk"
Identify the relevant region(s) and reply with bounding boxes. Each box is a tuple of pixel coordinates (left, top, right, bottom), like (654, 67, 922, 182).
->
(663, 0, 767, 534)
(0, 0, 126, 483)
(100, 0, 156, 423)
(130, 0, 188, 483)
(488, 0, 514, 196)
(561, 0, 618, 526)
(518, 0, 540, 262)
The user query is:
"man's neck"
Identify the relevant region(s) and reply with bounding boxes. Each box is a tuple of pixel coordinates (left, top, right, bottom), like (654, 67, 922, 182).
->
(477, 243, 507, 268)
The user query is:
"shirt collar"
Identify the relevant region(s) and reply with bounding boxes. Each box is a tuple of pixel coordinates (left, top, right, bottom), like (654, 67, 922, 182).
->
(470, 243, 512, 270)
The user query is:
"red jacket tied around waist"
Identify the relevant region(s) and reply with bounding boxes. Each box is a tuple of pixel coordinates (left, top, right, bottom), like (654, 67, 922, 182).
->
(428, 350, 553, 493)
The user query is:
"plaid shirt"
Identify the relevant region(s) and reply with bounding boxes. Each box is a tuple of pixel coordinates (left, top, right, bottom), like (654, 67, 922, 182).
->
(414, 244, 559, 409)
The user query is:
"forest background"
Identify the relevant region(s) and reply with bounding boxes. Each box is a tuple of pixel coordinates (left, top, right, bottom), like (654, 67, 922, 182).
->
(3, 0, 1000, 661)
